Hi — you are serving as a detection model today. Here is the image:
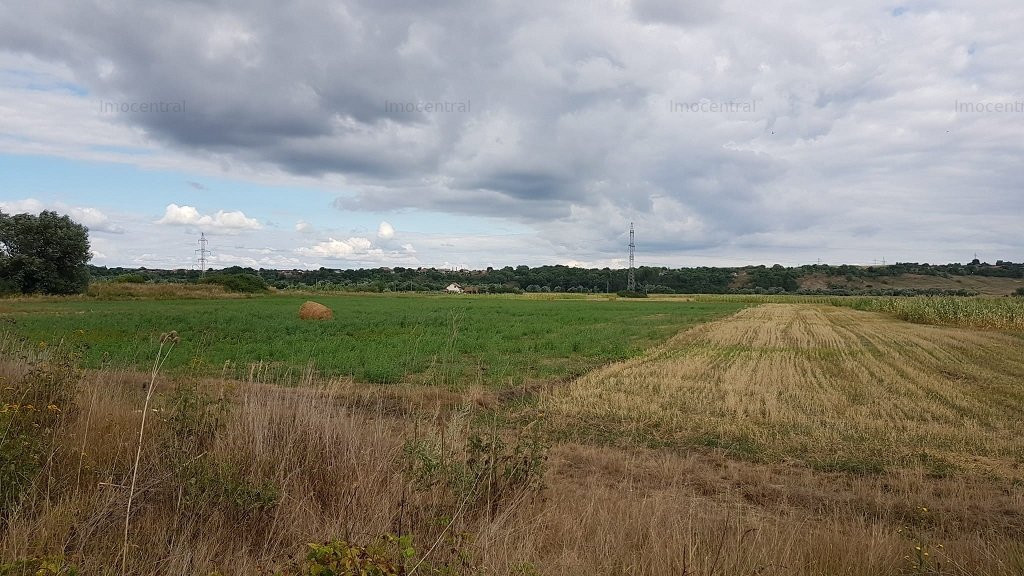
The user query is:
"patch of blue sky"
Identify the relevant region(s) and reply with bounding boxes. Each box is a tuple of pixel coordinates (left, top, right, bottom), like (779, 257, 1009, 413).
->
(0, 153, 529, 239)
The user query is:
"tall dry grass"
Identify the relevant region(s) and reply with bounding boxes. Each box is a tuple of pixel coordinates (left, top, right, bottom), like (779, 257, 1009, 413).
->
(2, 314, 1024, 574)
(1, 336, 547, 574)
(0, 283, 240, 303)
(87, 282, 240, 300)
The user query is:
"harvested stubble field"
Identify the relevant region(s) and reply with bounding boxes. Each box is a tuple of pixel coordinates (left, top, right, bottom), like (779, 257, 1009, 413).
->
(2, 296, 1023, 575)
(691, 294, 1024, 332)
(547, 304, 1024, 472)
(544, 303, 1024, 572)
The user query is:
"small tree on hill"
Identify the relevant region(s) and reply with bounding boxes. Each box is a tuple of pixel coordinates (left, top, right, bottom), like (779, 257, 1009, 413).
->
(0, 210, 91, 295)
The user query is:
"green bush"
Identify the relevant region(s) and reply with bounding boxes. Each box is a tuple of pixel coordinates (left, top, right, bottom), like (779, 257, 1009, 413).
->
(403, 413, 549, 517)
(616, 290, 648, 298)
(1014, 287, 1024, 297)
(200, 273, 268, 293)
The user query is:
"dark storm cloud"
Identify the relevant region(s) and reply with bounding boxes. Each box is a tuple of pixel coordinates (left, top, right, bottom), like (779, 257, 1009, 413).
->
(335, 187, 575, 221)
(0, 0, 787, 241)
(2, 0, 1023, 264)
(464, 172, 582, 202)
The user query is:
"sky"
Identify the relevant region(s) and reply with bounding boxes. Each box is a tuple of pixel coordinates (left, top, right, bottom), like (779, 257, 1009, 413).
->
(0, 0, 1022, 270)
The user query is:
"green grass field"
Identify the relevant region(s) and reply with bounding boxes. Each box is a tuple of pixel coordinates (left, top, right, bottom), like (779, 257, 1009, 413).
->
(0, 294, 743, 386)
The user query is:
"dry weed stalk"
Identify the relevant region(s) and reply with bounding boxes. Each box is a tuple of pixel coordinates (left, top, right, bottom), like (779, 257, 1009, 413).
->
(121, 330, 179, 575)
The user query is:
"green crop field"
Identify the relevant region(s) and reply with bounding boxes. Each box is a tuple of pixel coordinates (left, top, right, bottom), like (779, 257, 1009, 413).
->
(0, 294, 743, 386)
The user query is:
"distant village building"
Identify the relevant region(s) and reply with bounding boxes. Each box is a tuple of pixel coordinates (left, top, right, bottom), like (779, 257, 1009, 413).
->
(445, 283, 480, 294)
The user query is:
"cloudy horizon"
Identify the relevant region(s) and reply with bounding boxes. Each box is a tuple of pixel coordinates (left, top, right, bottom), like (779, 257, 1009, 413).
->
(1, 0, 1022, 270)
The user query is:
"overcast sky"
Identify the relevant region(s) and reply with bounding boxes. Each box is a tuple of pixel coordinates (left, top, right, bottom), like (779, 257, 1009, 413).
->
(1, 0, 1021, 270)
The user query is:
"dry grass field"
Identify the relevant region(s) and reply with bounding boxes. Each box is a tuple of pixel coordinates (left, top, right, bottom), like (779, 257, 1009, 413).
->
(547, 304, 1024, 473)
(2, 301, 1023, 575)
(544, 304, 1024, 573)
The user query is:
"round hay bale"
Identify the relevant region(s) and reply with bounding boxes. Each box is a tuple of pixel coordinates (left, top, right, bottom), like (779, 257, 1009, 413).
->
(299, 300, 333, 320)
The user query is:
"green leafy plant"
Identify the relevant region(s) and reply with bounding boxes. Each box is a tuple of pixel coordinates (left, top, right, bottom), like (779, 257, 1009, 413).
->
(403, 412, 549, 518)
(184, 461, 280, 517)
(277, 536, 415, 576)
(465, 422, 549, 516)
(161, 377, 228, 466)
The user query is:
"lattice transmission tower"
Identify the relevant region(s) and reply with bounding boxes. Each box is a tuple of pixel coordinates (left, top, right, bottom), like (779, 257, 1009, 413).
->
(195, 232, 210, 275)
(627, 222, 636, 291)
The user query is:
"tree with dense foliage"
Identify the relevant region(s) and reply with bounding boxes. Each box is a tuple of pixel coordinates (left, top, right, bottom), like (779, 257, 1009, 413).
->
(748, 265, 800, 292)
(0, 210, 92, 295)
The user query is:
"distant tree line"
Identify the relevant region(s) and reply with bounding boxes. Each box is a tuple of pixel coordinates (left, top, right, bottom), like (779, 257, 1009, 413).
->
(84, 259, 1023, 296)
(5, 207, 1019, 297)
(800, 260, 1024, 279)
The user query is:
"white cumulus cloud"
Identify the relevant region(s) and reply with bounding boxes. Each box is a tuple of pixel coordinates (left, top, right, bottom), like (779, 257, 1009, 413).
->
(0, 198, 45, 214)
(377, 221, 395, 240)
(0, 198, 124, 233)
(68, 206, 124, 233)
(156, 203, 261, 231)
(297, 237, 375, 259)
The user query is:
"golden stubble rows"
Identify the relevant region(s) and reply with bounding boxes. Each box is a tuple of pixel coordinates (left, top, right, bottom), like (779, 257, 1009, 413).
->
(545, 304, 1024, 474)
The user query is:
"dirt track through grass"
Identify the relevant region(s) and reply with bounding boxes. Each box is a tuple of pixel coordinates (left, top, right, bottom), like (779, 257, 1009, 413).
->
(546, 304, 1024, 476)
